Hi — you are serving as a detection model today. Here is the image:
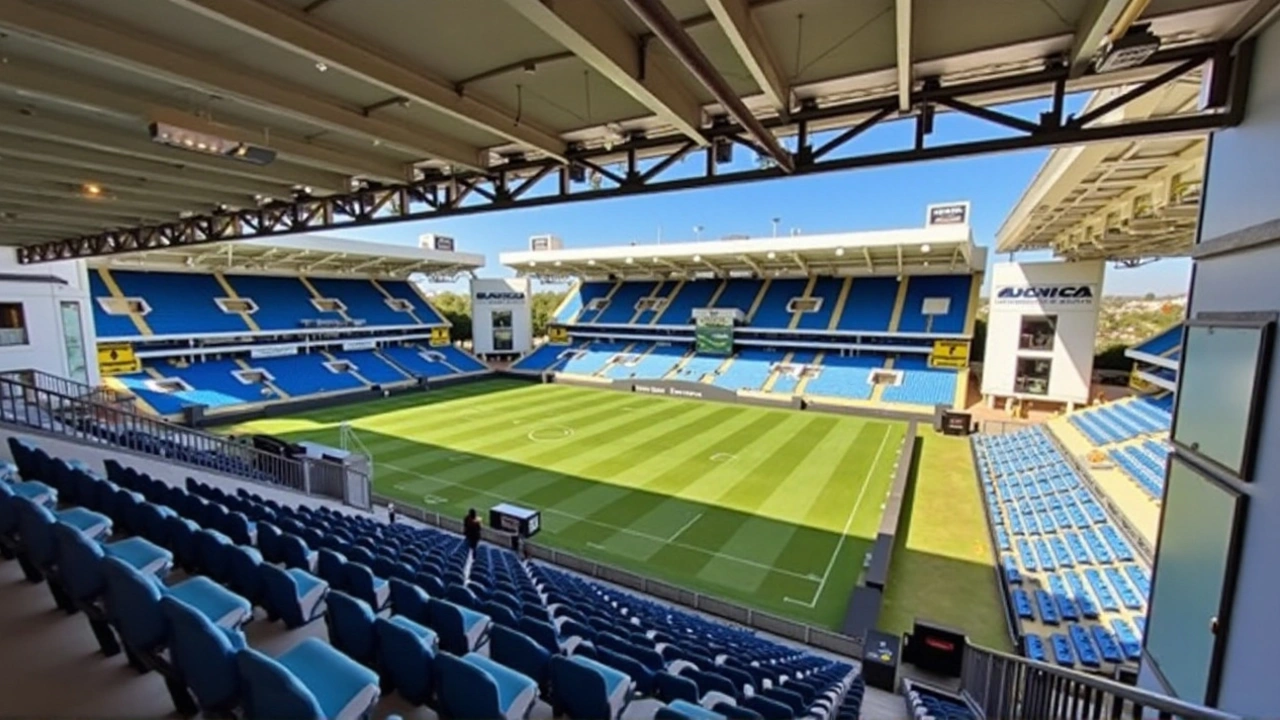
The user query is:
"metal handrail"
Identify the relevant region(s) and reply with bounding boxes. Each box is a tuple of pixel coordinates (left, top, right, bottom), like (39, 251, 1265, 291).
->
(0, 368, 134, 409)
(960, 643, 1242, 720)
(0, 373, 367, 507)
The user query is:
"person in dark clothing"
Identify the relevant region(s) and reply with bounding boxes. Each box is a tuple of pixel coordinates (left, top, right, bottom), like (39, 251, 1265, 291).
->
(464, 508, 482, 555)
(387, 503, 397, 524)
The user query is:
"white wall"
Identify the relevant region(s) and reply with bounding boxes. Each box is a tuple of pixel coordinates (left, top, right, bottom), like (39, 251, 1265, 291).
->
(470, 277, 532, 355)
(981, 260, 1104, 405)
(1138, 16, 1280, 716)
(0, 250, 98, 385)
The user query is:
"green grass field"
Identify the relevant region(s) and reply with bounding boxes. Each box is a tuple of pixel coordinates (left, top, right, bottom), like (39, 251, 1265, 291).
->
(224, 379, 906, 629)
(878, 430, 1014, 651)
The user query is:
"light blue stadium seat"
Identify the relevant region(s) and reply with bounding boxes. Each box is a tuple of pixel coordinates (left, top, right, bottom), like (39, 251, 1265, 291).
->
(161, 595, 246, 715)
(550, 654, 634, 720)
(236, 638, 380, 720)
(436, 652, 538, 720)
(260, 563, 329, 629)
(333, 350, 410, 383)
(325, 591, 379, 669)
(514, 343, 575, 372)
(428, 597, 492, 654)
(490, 624, 553, 693)
(375, 615, 438, 706)
(661, 699, 727, 720)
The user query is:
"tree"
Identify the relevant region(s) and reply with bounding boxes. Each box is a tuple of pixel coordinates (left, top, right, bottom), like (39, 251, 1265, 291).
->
(1143, 292, 1156, 301)
(530, 290, 568, 337)
(429, 291, 472, 341)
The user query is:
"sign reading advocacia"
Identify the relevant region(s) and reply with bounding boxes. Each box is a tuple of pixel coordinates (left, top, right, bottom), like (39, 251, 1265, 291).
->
(929, 339, 970, 369)
(98, 343, 140, 375)
(429, 327, 451, 347)
(547, 326, 570, 344)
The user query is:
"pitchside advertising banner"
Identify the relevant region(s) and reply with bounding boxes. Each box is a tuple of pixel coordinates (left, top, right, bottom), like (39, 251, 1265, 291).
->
(695, 316, 734, 355)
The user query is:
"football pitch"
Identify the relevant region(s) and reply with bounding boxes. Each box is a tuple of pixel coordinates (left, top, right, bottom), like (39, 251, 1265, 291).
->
(224, 378, 907, 629)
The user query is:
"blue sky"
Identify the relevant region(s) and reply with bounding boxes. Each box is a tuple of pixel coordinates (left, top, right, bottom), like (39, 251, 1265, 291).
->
(328, 94, 1190, 298)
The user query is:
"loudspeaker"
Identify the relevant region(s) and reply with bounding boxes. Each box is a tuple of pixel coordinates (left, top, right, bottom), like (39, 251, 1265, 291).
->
(182, 404, 206, 427)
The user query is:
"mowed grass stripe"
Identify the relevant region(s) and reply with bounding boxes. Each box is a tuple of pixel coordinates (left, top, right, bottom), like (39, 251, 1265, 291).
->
(230, 382, 913, 630)
(364, 388, 623, 449)
(767, 423, 900, 615)
(642, 415, 843, 582)
(688, 421, 873, 596)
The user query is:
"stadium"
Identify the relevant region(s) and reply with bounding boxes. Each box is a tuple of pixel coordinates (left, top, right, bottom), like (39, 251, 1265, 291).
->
(0, 1, 1276, 720)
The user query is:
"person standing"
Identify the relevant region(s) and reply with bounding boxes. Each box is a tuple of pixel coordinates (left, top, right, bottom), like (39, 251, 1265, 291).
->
(387, 502, 397, 524)
(464, 508, 482, 555)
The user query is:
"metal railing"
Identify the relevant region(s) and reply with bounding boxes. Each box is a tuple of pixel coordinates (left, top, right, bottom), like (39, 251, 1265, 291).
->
(960, 644, 1241, 720)
(375, 493, 863, 659)
(0, 372, 368, 508)
(1, 368, 136, 411)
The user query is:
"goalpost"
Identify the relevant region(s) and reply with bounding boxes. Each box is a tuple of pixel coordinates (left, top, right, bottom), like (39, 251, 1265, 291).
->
(338, 422, 375, 485)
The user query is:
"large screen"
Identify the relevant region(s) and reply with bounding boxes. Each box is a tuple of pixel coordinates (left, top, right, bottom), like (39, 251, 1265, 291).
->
(695, 318, 733, 355)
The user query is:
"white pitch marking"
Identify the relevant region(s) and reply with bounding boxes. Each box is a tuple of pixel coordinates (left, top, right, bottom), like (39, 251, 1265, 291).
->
(526, 425, 575, 442)
(587, 541, 607, 550)
(783, 425, 893, 608)
(668, 512, 703, 543)
(378, 461, 818, 581)
(709, 452, 738, 463)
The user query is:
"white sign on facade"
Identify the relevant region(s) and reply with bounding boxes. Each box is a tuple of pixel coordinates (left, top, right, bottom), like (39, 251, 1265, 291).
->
(342, 339, 377, 351)
(471, 277, 533, 355)
(982, 260, 1105, 407)
(250, 345, 299, 359)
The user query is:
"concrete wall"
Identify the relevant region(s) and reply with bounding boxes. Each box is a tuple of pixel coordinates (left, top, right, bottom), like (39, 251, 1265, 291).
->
(0, 251, 98, 385)
(981, 260, 1104, 405)
(1138, 16, 1280, 716)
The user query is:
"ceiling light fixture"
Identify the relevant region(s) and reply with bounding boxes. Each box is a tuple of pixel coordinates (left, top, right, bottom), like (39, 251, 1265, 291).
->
(149, 118, 277, 166)
(82, 183, 102, 196)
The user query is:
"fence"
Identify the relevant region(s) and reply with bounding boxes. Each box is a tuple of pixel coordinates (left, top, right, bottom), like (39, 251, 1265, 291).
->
(1, 368, 135, 411)
(960, 643, 1240, 720)
(0, 372, 369, 509)
(375, 493, 864, 658)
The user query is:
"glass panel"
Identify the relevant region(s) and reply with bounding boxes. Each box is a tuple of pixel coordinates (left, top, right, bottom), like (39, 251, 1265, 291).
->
(59, 301, 89, 384)
(1146, 456, 1240, 703)
(1018, 315, 1057, 351)
(1173, 324, 1265, 477)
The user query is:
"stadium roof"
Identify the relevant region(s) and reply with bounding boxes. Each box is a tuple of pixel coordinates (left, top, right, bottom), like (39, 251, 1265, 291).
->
(87, 233, 484, 279)
(995, 79, 1208, 261)
(0, 0, 1271, 263)
(501, 224, 982, 280)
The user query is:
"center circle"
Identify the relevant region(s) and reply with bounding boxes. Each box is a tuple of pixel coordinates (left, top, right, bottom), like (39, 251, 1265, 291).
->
(528, 425, 574, 442)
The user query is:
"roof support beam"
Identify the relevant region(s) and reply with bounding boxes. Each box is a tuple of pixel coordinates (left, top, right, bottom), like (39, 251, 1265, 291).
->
(863, 247, 874, 270)
(0, 182, 198, 214)
(501, 0, 706, 146)
(0, 136, 290, 198)
(739, 254, 764, 275)
(0, 0, 487, 169)
(791, 252, 808, 273)
(620, 0, 793, 173)
(703, 0, 789, 115)
(0, 62, 412, 182)
(0, 106, 346, 191)
(0, 200, 170, 225)
(1068, 0, 1143, 78)
(164, 0, 567, 161)
(894, 0, 913, 111)
(0, 160, 256, 208)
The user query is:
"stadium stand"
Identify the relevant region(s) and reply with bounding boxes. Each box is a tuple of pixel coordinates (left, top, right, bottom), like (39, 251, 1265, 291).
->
(528, 272, 977, 409)
(972, 427, 1149, 670)
(1, 436, 868, 720)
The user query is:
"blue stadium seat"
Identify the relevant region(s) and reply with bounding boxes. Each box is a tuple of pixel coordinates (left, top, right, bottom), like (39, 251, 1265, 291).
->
(259, 563, 329, 629)
(161, 595, 245, 715)
(550, 653, 634, 719)
(374, 616, 438, 706)
(435, 652, 538, 720)
(236, 639, 380, 720)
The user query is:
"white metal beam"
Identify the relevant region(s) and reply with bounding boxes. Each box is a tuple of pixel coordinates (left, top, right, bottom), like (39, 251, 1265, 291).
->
(166, 0, 567, 161)
(1068, 0, 1135, 78)
(501, 0, 706, 145)
(0, 61, 413, 182)
(0, 0, 488, 169)
(894, 0, 913, 111)
(703, 0, 788, 114)
(0, 159, 255, 207)
(0, 106, 345, 191)
(739, 254, 764, 275)
(0, 135, 289, 198)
